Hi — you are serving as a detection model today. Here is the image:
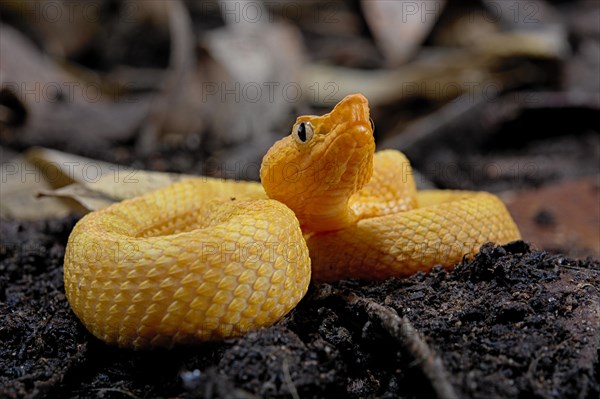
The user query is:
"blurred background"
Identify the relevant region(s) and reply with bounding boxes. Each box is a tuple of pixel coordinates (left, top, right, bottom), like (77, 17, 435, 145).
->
(1, 0, 599, 257)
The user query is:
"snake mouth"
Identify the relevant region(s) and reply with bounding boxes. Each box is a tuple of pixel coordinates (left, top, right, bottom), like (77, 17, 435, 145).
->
(327, 93, 373, 147)
(334, 93, 370, 124)
(347, 122, 373, 148)
(293, 94, 372, 146)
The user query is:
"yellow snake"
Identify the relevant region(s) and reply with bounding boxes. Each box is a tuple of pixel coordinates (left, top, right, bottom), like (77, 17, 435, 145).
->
(64, 94, 520, 348)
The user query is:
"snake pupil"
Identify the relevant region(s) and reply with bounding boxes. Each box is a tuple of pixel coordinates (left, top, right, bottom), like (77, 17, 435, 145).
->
(297, 123, 307, 142)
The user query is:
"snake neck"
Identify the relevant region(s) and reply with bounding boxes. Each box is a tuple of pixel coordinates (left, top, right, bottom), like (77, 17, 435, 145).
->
(261, 93, 374, 233)
(289, 147, 371, 232)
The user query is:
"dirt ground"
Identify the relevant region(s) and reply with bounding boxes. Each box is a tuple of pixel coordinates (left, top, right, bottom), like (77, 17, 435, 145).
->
(1, 217, 599, 399)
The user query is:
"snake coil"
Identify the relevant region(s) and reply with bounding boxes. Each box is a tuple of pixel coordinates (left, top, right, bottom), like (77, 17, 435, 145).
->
(64, 94, 520, 348)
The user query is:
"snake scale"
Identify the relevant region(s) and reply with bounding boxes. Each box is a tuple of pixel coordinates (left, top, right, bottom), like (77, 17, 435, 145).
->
(64, 94, 521, 348)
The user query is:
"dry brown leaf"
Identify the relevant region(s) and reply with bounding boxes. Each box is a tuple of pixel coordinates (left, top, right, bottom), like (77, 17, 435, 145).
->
(37, 184, 116, 212)
(305, 27, 566, 106)
(0, 25, 152, 150)
(0, 0, 101, 57)
(2, 146, 202, 218)
(200, 4, 305, 168)
(361, 0, 447, 66)
(1, 154, 73, 219)
(135, 0, 199, 155)
(0, 146, 200, 217)
(25, 147, 192, 202)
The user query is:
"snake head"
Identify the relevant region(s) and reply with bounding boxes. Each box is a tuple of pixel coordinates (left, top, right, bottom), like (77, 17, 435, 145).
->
(260, 93, 375, 232)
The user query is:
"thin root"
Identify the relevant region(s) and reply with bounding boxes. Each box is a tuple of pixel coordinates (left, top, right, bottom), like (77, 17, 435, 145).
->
(347, 293, 459, 399)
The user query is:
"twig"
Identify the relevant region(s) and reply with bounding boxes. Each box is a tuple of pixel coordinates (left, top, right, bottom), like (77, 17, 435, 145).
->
(379, 92, 486, 152)
(135, 0, 195, 155)
(90, 388, 142, 399)
(347, 293, 459, 399)
(282, 359, 300, 399)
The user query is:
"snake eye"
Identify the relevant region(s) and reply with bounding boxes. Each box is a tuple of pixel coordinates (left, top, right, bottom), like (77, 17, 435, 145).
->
(293, 122, 314, 144)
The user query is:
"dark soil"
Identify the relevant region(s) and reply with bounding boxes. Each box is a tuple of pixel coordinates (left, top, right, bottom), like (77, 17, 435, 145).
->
(1, 217, 598, 399)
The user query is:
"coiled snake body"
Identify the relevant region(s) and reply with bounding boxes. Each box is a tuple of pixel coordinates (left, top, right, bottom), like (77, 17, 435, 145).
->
(64, 94, 520, 348)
